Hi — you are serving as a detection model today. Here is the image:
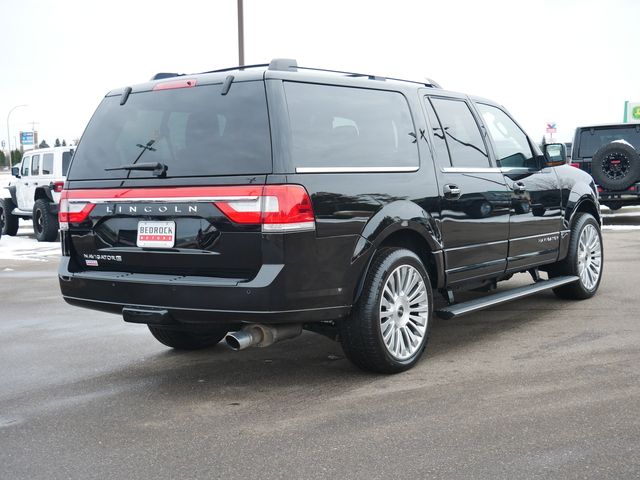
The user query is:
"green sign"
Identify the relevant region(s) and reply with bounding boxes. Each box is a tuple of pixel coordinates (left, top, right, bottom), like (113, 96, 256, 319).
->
(624, 101, 640, 122)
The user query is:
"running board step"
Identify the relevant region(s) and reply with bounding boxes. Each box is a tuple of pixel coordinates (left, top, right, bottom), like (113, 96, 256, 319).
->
(435, 276, 579, 320)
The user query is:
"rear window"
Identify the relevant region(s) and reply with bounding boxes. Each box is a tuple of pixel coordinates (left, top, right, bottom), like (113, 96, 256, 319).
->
(284, 82, 419, 171)
(68, 81, 271, 180)
(578, 126, 640, 158)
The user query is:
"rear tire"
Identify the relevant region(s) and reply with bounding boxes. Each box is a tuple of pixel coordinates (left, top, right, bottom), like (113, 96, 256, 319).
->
(0, 198, 19, 236)
(148, 326, 229, 350)
(339, 248, 433, 373)
(32, 199, 59, 242)
(549, 213, 603, 299)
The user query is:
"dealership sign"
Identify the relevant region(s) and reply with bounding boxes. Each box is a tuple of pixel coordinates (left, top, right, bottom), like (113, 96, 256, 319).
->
(20, 131, 35, 145)
(624, 101, 640, 123)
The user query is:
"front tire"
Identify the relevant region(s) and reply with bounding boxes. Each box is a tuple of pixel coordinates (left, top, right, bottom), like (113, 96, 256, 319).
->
(340, 248, 433, 373)
(549, 213, 603, 299)
(32, 199, 59, 242)
(0, 198, 19, 236)
(148, 326, 229, 350)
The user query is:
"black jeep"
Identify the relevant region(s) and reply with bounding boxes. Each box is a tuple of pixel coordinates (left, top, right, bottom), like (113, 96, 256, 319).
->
(571, 123, 640, 210)
(58, 59, 603, 373)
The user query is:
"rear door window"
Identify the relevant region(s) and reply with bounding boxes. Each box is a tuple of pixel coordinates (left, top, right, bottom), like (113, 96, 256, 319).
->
(68, 81, 271, 180)
(62, 150, 73, 176)
(42, 153, 54, 175)
(284, 82, 419, 171)
(430, 98, 490, 168)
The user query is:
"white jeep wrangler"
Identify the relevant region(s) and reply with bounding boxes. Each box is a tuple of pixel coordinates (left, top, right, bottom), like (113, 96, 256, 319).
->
(0, 146, 73, 242)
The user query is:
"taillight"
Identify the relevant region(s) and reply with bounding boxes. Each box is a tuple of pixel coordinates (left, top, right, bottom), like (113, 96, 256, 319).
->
(570, 163, 580, 168)
(55, 185, 315, 233)
(58, 190, 95, 230)
(214, 185, 315, 232)
(53, 181, 64, 193)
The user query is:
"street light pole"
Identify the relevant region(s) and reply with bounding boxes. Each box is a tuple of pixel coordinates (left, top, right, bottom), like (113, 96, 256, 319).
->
(237, 0, 244, 66)
(6, 104, 27, 169)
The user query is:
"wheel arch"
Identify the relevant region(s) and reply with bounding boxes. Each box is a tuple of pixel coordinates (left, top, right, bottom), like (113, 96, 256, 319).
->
(569, 195, 601, 227)
(34, 186, 54, 203)
(7, 185, 18, 205)
(351, 201, 444, 304)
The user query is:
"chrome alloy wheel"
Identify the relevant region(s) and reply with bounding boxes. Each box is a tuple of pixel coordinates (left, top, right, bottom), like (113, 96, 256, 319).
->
(379, 265, 429, 360)
(577, 224, 602, 291)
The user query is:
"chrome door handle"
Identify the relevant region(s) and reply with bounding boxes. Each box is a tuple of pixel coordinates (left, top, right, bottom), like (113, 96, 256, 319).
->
(443, 184, 461, 199)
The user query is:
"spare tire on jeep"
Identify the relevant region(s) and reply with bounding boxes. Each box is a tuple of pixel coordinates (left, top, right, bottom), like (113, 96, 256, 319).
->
(591, 141, 640, 190)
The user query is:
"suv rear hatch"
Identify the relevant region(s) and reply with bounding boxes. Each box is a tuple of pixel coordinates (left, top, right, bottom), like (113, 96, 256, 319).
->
(62, 77, 273, 280)
(574, 124, 640, 174)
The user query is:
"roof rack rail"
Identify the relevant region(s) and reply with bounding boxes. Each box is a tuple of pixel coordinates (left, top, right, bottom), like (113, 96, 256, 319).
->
(198, 63, 270, 75)
(155, 59, 441, 88)
(293, 63, 441, 88)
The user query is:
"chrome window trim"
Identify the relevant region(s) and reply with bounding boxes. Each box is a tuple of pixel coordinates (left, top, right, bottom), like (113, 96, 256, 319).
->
(441, 166, 537, 174)
(295, 166, 419, 174)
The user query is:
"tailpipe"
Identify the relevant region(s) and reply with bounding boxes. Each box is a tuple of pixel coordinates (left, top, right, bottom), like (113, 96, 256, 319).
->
(225, 324, 302, 351)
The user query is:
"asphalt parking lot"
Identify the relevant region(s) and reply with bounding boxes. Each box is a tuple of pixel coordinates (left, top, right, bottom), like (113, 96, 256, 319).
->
(1, 212, 639, 479)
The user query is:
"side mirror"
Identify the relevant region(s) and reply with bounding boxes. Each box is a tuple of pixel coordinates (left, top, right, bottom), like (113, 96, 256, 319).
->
(543, 143, 567, 167)
(11, 166, 20, 178)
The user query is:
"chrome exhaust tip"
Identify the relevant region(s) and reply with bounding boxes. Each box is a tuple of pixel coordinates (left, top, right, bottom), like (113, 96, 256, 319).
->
(225, 324, 302, 351)
(225, 330, 259, 351)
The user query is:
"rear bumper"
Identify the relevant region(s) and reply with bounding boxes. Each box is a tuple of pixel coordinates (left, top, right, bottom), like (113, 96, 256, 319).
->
(58, 257, 352, 324)
(599, 183, 640, 202)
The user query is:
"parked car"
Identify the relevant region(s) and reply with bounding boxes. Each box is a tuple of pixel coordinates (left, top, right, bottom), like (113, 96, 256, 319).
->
(571, 123, 640, 210)
(0, 146, 73, 241)
(58, 59, 603, 373)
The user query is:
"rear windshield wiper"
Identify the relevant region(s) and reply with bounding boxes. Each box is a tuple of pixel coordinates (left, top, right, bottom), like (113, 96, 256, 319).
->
(105, 162, 167, 177)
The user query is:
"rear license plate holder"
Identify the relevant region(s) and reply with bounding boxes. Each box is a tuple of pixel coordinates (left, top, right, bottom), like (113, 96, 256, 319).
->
(136, 221, 176, 248)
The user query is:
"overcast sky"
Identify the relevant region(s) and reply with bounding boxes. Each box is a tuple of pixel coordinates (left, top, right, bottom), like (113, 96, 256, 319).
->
(1, 0, 638, 151)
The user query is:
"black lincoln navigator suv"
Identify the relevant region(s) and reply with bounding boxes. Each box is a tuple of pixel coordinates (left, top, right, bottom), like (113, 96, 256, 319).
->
(59, 59, 603, 373)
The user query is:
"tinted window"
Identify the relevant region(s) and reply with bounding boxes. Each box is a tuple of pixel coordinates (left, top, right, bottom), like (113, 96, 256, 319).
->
(284, 82, 418, 170)
(578, 127, 640, 158)
(62, 150, 73, 176)
(42, 153, 54, 175)
(423, 97, 451, 167)
(477, 103, 535, 168)
(430, 98, 489, 168)
(68, 81, 271, 180)
(21, 157, 30, 176)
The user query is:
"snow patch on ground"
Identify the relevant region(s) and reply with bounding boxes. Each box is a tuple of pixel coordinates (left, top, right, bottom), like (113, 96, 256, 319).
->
(0, 235, 60, 261)
(602, 225, 640, 231)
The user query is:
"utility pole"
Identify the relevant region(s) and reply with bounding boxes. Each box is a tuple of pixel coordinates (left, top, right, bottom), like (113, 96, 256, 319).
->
(237, 0, 244, 66)
(6, 104, 28, 169)
(29, 120, 40, 149)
